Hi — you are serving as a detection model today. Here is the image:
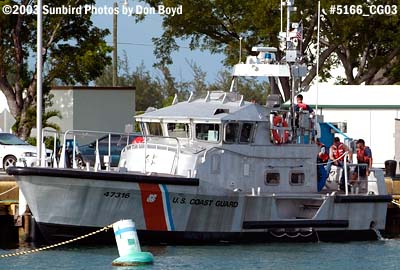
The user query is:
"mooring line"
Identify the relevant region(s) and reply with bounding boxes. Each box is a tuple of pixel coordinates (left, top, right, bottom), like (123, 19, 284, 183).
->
(0, 186, 18, 197)
(0, 224, 114, 258)
(392, 199, 400, 208)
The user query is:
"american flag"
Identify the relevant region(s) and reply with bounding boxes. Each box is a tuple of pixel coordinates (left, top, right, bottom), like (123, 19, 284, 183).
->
(296, 20, 303, 42)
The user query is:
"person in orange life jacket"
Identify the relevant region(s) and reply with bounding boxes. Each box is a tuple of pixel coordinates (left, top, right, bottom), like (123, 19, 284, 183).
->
(354, 139, 372, 177)
(316, 138, 329, 163)
(329, 137, 352, 165)
(316, 138, 329, 191)
(326, 137, 352, 190)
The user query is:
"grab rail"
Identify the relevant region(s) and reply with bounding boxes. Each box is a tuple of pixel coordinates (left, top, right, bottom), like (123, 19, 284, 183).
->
(58, 129, 133, 171)
(343, 154, 376, 195)
(123, 135, 181, 175)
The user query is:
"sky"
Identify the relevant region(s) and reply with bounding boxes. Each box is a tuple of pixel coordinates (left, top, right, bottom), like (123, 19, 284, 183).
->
(92, 0, 226, 83)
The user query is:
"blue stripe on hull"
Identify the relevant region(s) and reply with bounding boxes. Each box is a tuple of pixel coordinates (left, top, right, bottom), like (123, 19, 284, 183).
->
(160, 184, 175, 231)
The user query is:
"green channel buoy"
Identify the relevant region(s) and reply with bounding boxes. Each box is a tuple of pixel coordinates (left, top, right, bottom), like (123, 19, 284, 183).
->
(112, 219, 154, 266)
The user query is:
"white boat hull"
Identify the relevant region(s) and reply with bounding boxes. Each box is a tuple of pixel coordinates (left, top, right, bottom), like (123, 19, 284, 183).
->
(9, 167, 391, 243)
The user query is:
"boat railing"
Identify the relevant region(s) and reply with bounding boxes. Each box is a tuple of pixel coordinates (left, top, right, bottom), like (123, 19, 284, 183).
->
(345, 163, 373, 194)
(201, 145, 313, 162)
(124, 135, 181, 175)
(201, 146, 238, 163)
(343, 153, 380, 195)
(57, 129, 132, 171)
(40, 128, 60, 167)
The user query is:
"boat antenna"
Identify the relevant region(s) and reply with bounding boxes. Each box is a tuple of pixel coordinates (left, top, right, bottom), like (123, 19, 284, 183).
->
(283, 0, 297, 135)
(286, 1, 290, 50)
(239, 36, 243, 63)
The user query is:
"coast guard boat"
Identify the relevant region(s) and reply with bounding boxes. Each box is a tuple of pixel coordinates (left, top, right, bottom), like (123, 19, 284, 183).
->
(7, 1, 392, 243)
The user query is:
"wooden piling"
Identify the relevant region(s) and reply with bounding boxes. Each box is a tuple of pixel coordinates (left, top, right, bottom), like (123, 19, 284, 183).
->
(384, 176, 400, 236)
(0, 176, 20, 247)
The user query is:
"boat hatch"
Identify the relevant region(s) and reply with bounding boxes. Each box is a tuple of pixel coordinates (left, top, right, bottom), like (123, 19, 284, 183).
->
(214, 108, 229, 115)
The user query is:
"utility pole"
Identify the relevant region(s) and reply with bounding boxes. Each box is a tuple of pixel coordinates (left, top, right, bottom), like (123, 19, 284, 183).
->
(112, 2, 118, 86)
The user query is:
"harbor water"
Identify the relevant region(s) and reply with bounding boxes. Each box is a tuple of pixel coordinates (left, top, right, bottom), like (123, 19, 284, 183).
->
(1, 240, 400, 270)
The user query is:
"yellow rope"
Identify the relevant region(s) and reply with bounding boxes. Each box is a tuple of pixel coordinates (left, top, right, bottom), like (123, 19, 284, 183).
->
(0, 186, 18, 197)
(392, 199, 400, 208)
(0, 224, 114, 258)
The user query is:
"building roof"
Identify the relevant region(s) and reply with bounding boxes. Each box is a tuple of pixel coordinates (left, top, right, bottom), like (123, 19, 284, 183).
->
(296, 85, 400, 109)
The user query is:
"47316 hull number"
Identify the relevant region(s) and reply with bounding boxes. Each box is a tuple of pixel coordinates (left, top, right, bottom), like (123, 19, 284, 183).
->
(104, 191, 130, 198)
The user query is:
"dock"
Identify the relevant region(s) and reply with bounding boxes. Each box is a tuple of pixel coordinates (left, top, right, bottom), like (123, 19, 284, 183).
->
(385, 175, 400, 235)
(0, 173, 19, 247)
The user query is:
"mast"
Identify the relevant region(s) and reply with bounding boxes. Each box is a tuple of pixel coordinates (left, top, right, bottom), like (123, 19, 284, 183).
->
(230, 1, 308, 145)
(280, 0, 307, 142)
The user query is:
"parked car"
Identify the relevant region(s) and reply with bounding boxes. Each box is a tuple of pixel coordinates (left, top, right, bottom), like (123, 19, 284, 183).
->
(64, 133, 142, 169)
(0, 133, 52, 170)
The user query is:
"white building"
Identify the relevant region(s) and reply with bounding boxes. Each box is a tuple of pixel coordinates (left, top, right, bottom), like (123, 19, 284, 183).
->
(0, 86, 136, 136)
(48, 86, 136, 134)
(298, 85, 400, 168)
(0, 92, 15, 133)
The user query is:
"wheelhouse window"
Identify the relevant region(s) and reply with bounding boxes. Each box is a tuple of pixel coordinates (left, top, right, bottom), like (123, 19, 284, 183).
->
(195, 123, 220, 142)
(239, 123, 254, 143)
(290, 172, 305, 185)
(265, 171, 280, 185)
(167, 123, 190, 138)
(224, 122, 254, 144)
(147, 123, 163, 136)
(224, 123, 239, 143)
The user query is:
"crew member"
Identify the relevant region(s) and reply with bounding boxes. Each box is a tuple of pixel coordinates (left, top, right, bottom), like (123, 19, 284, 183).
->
(316, 138, 328, 192)
(326, 137, 352, 190)
(295, 94, 314, 114)
(316, 138, 329, 163)
(294, 94, 314, 130)
(355, 138, 373, 177)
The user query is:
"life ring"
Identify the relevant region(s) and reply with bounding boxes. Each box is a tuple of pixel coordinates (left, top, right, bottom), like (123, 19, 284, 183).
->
(272, 115, 289, 144)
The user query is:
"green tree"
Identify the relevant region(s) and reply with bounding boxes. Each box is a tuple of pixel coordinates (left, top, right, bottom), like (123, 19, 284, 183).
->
(319, 0, 400, 85)
(138, 0, 400, 96)
(96, 54, 165, 111)
(0, 0, 111, 139)
(96, 51, 270, 108)
(209, 70, 269, 104)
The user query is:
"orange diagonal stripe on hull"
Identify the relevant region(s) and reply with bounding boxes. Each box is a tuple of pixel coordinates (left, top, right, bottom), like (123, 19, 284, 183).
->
(139, 183, 168, 231)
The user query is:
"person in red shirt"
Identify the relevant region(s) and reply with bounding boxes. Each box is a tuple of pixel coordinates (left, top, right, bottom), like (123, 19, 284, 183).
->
(294, 94, 314, 114)
(294, 94, 314, 130)
(355, 138, 373, 177)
